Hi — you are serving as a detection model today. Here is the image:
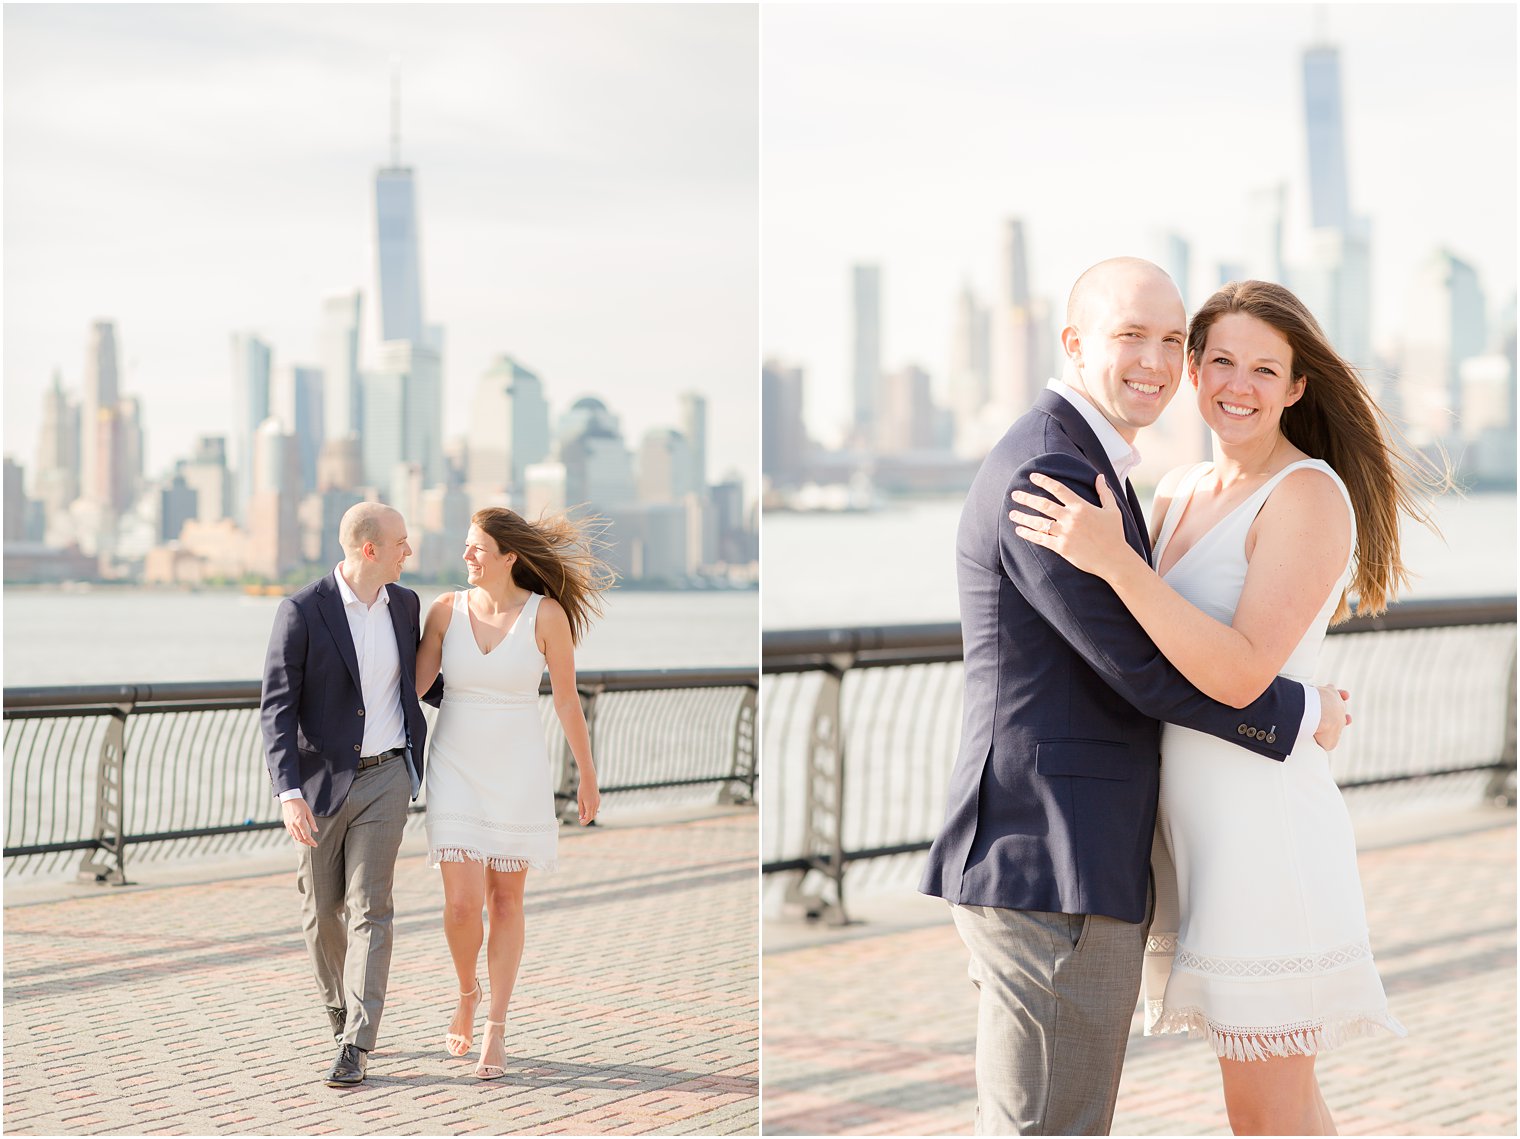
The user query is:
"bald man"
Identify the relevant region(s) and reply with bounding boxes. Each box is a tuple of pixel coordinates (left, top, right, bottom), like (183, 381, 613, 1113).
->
(919, 259, 1347, 1134)
(261, 502, 431, 1087)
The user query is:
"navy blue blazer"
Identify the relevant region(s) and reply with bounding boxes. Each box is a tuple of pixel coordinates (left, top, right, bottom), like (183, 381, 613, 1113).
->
(260, 572, 430, 818)
(919, 390, 1307, 923)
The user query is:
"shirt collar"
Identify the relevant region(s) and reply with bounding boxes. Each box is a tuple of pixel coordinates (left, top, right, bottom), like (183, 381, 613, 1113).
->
(1045, 378, 1141, 484)
(334, 564, 389, 609)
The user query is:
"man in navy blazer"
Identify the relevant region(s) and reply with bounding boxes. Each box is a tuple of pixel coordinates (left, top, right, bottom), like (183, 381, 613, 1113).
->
(261, 501, 431, 1088)
(919, 259, 1347, 1135)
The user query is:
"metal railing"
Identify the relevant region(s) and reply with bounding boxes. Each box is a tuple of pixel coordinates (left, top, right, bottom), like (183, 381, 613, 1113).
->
(762, 596, 1517, 922)
(4, 667, 757, 884)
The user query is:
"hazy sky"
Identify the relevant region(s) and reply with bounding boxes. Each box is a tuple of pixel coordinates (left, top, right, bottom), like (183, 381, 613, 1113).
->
(5, 4, 758, 489)
(763, 3, 1517, 442)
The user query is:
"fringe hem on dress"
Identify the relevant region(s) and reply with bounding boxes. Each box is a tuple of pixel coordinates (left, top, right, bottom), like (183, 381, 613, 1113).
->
(1149, 1006, 1408, 1061)
(428, 847, 557, 874)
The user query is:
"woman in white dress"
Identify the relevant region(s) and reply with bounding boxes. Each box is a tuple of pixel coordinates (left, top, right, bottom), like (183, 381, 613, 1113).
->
(1009, 280, 1440, 1134)
(415, 507, 612, 1080)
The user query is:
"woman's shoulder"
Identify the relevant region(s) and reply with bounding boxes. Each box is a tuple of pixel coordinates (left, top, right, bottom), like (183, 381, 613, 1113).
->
(1154, 462, 1207, 500)
(1259, 460, 1354, 534)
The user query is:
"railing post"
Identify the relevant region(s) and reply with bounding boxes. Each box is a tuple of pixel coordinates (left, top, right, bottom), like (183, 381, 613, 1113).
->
(1486, 641, 1517, 807)
(720, 684, 758, 805)
(76, 700, 131, 886)
(558, 685, 600, 824)
(784, 656, 852, 925)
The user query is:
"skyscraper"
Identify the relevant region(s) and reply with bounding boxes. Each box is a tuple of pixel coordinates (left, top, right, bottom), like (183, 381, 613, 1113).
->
(468, 356, 551, 496)
(375, 69, 424, 345)
(80, 320, 121, 509)
(761, 359, 807, 488)
(1303, 44, 1352, 232)
(993, 218, 1040, 417)
(320, 290, 363, 442)
(678, 391, 708, 493)
(1401, 249, 1487, 444)
(1245, 184, 1287, 284)
(637, 427, 696, 504)
(35, 370, 79, 536)
(851, 264, 882, 445)
(948, 280, 991, 457)
(230, 331, 272, 523)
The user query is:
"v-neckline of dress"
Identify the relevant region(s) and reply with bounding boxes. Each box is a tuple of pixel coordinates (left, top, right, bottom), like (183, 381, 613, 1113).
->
(1154, 460, 1320, 579)
(463, 590, 532, 657)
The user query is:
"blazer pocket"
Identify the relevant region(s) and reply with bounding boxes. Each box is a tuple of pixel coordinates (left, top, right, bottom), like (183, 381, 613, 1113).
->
(1036, 739, 1133, 781)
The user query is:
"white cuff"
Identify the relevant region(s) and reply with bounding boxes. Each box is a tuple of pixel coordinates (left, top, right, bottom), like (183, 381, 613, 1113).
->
(1296, 683, 1321, 753)
(278, 788, 305, 803)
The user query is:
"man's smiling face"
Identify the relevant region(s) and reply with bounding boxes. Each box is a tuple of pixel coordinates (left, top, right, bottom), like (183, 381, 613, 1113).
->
(1062, 261, 1187, 442)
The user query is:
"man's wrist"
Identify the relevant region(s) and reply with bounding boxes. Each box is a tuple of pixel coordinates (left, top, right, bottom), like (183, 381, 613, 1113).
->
(279, 788, 305, 803)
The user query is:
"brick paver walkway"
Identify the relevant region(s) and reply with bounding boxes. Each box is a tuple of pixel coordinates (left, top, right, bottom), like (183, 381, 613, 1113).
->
(4, 810, 758, 1136)
(762, 807, 1516, 1137)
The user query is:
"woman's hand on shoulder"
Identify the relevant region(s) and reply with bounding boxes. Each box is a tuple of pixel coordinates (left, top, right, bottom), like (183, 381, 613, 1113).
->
(1009, 471, 1138, 581)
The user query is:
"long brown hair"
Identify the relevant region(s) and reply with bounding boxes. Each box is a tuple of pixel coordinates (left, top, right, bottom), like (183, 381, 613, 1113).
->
(1187, 280, 1448, 621)
(471, 507, 616, 645)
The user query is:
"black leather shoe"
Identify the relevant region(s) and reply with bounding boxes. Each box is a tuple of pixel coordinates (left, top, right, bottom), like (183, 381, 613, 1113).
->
(325, 1043, 367, 1087)
(326, 1006, 346, 1044)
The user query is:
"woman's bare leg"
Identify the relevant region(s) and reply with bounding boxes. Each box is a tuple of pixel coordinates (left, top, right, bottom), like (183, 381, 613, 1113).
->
(480, 867, 529, 1072)
(439, 860, 487, 1053)
(1219, 1052, 1329, 1135)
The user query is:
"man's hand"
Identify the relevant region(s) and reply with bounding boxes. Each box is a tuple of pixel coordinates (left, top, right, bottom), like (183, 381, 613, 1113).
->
(1313, 685, 1351, 751)
(282, 797, 319, 847)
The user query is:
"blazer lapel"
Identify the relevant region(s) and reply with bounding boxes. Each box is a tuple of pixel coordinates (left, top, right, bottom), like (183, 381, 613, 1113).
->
(315, 574, 363, 691)
(386, 584, 416, 693)
(1034, 390, 1149, 559)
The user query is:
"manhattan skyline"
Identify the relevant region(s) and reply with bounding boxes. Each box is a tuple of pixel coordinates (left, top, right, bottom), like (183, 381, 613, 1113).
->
(763, 3, 1516, 443)
(4, 4, 758, 489)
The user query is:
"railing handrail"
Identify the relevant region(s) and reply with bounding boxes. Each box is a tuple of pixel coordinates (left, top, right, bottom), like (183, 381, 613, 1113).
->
(762, 595, 1517, 668)
(4, 666, 757, 714)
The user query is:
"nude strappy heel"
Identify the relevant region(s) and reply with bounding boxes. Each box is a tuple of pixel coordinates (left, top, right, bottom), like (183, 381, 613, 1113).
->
(445, 979, 481, 1057)
(475, 1019, 508, 1080)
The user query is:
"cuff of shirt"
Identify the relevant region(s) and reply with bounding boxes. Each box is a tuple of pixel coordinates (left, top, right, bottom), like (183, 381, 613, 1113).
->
(1296, 683, 1321, 753)
(278, 788, 305, 803)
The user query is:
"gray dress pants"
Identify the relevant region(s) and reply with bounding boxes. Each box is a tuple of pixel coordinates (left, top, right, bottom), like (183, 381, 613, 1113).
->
(951, 902, 1148, 1136)
(296, 757, 410, 1052)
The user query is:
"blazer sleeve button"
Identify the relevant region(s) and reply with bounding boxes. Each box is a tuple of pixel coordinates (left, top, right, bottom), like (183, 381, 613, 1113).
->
(1247, 727, 1258, 739)
(1266, 733, 1276, 744)
(357, 709, 364, 716)
(354, 744, 362, 752)
(1237, 724, 1247, 735)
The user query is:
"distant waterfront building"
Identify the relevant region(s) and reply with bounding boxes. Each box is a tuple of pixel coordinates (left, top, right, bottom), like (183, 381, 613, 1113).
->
(181, 435, 232, 525)
(851, 263, 882, 444)
(638, 427, 697, 503)
(375, 70, 425, 345)
(558, 397, 637, 512)
(993, 218, 1041, 418)
(3, 458, 27, 543)
(159, 470, 199, 543)
(321, 290, 364, 441)
(34, 370, 80, 539)
(287, 365, 325, 493)
(679, 392, 708, 493)
(524, 461, 568, 519)
(1401, 249, 1487, 445)
(468, 356, 551, 495)
(761, 359, 807, 488)
(316, 435, 364, 493)
(1245, 183, 1287, 284)
(248, 417, 301, 579)
(1303, 44, 1352, 232)
(879, 364, 936, 454)
(80, 320, 120, 511)
(362, 340, 442, 487)
(948, 280, 991, 457)
(1155, 231, 1192, 312)
(230, 331, 273, 523)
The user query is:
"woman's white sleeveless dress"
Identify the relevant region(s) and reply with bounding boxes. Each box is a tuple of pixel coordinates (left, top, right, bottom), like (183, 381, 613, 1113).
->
(425, 590, 558, 873)
(1143, 459, 1406, 1059)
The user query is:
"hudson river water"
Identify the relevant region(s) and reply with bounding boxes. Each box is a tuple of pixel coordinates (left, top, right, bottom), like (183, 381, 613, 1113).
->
(2, 586, 757, 686)
(763, 491, 1516, 629)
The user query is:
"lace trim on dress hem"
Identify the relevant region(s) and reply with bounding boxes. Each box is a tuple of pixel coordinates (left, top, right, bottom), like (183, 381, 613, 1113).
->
(1147, 1006, 1407, 1061)
(1146, 936, 1374, 978)
(428, 812, 558, 834)
(429, 848, 557, 873)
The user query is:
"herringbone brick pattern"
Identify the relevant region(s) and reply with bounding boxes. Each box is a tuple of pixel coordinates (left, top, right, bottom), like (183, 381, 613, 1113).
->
(762, 808, 1516, 1136)
(4, 811, 758, 1136)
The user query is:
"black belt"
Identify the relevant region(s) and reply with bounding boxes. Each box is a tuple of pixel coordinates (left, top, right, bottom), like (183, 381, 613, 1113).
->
(356, 746, 405, 771)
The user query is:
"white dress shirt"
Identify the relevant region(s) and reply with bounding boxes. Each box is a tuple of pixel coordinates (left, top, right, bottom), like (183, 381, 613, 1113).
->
(278, 566, 412, 804)
(1042, 378, 1321, 749)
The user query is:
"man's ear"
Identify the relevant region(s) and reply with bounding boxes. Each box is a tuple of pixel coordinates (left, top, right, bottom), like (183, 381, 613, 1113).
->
(1059, 325, 1082, 366)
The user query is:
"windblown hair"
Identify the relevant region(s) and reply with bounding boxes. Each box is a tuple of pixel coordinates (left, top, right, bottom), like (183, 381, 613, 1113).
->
(1187, 280, 1448, 621)
(471, 507, 615, 645)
